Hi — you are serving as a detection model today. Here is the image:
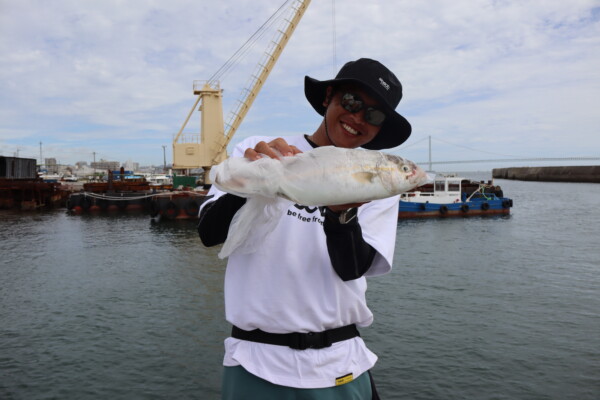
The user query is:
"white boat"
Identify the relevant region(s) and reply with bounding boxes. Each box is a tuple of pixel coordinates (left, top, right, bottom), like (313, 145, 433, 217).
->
(398, 174, 513, 218)
(40, 173, 63, 182)
(146, 174, 172, 186)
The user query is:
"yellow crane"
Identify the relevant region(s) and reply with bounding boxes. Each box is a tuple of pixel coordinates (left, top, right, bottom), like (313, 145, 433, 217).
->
(172, 0, 311, 182)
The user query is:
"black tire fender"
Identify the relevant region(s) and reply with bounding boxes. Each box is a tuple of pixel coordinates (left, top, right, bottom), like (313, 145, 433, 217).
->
(149, 200, 161, 218)
(80, 196, 92, 210)
(163, 201, 179, 219)
(67, 196, 77, 210)
(184, 200, 199, 217)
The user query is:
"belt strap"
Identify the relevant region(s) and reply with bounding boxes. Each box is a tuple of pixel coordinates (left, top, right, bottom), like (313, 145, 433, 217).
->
(231, 324, 360, 350)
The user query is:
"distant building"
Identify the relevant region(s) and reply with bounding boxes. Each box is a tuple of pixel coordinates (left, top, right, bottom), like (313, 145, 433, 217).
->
(45, 158, 58, 173)
(75, 161, 88, 168)
(123, 160, 139, 172)
(91, 159, 120, 172)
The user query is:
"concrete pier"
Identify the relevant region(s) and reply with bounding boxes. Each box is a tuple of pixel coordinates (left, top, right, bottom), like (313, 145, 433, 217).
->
(493, 166, 600, 183)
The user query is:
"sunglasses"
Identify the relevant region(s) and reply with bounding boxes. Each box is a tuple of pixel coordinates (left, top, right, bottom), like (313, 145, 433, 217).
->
(340, 92, 387, 126)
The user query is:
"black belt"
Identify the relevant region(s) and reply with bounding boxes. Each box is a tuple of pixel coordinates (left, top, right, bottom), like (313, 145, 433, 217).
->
(231, 324, 360, 350)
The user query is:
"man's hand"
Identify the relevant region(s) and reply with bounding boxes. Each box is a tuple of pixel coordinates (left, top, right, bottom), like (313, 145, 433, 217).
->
(244, 138, 303, 161)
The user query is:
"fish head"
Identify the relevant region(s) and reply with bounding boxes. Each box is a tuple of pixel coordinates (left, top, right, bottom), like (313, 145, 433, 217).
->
(380, 154, 428, 193)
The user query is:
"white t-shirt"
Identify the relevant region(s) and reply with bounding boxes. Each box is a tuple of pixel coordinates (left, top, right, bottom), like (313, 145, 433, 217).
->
(199, 135, 399, 388)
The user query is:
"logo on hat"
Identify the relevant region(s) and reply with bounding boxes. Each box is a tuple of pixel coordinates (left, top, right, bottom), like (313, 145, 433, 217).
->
(378, 77, 390, 91)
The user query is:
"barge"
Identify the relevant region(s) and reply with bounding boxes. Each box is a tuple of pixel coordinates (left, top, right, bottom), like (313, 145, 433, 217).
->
(66, 170, 208, 219)
(0, 156, 69, 210)
(149, 191, 209, 220)
(66, 173, 155, 214)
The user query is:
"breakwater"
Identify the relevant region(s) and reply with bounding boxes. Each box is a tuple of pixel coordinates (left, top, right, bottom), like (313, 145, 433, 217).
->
(493, 165, 600, 183)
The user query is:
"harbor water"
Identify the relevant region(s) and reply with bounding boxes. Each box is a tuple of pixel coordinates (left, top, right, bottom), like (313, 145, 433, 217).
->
(1, 176, 599, 399)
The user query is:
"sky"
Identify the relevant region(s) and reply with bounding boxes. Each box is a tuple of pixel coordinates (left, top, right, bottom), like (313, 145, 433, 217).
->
(1, 0, 599, 171)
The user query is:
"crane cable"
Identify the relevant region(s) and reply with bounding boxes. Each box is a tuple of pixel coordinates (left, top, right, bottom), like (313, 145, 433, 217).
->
(332, 0, 337, 74)
(208, 0, 295, 85)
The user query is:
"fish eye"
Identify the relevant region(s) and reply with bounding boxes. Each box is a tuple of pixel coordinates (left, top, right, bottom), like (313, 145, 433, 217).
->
(401, 165, 410, 172)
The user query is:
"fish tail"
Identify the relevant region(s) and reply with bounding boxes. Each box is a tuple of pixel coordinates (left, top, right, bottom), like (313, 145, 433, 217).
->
(218, 196, 286, 259)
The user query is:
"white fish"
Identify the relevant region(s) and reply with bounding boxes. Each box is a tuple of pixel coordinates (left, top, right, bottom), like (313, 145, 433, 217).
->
(210, 146, 427, 258)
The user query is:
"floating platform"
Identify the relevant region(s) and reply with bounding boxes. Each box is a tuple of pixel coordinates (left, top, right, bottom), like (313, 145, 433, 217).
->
(493, 166, 600, 183)
(149, 192, 209, 220)
(67, 191, 154, 213)
(0, 156, 69, 210)
(67, 177, 154, 214)
(0, 178, 69, 210)
(67, 188, 208, 220)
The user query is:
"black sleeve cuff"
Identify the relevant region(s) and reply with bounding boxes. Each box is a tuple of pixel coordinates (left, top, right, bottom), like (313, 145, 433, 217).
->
(197, 194, 246, 247)
(323, 209, 377, 281)
(324, 207, 359, 228)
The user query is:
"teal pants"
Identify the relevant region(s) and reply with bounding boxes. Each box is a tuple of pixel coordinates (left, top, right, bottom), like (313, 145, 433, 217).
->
(222, 366, 373, 400)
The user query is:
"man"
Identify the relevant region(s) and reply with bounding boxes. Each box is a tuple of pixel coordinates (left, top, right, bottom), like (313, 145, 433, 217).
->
(198, 58, 412, 399)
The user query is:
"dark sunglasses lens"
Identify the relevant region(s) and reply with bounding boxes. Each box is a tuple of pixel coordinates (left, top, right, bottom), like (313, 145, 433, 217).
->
(341, 92, 386, 126)
(341, 93, 363, 113)
(366, 109, 386, 126)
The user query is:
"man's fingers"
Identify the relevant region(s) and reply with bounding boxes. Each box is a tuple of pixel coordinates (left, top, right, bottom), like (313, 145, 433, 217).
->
(269, 138, 295, 157)
(245, 139, 303, 161)
(269, 138, 304, 157)
(289, 145, 303, 155)
(243, 148, 263, 161)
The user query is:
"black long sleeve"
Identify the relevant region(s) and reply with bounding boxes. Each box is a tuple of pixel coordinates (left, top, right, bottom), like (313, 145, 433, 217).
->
(197, 194, 246, 247)
(323, 209, 377, 281)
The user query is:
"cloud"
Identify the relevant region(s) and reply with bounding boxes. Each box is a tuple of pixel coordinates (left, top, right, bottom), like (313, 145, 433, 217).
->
(1, 0, 599, 169)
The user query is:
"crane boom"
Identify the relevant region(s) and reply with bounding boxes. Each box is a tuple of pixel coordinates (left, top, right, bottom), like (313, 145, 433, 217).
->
(213, 0, 311, 164)
(171, 0, 311, 178)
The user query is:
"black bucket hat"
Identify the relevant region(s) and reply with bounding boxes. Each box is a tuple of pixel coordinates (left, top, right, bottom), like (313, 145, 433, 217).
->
(304, 58, 411, 150)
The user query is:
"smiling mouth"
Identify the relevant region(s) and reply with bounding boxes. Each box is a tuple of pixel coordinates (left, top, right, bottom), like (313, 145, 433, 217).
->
(342, 123, 359, 136)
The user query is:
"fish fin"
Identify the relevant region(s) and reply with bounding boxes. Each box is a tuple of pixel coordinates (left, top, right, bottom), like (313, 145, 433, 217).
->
(352, 172, 376, 184)
(276, 191, 294, 202)
(218, 196, 287, 259)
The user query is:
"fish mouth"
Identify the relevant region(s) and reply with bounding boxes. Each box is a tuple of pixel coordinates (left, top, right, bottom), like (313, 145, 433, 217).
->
(408, 163, 428, 185)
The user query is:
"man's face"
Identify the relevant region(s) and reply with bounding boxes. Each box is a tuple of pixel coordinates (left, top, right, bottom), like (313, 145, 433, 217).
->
(323, 85, 384, 149)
